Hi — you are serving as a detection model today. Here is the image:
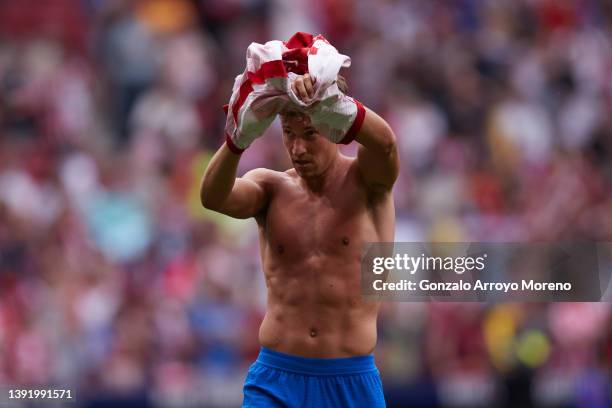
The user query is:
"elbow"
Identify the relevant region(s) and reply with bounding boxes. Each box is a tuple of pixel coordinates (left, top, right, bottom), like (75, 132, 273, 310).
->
(200, 182, 219, 211)
(200, 191, 220, 211)
(200, 194, 213, 210)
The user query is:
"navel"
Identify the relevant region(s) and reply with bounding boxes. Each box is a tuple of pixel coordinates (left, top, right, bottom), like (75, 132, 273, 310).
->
(277, 244, 285, 254)
(342, 236, 350, 246)
(309, 328, 318, 338)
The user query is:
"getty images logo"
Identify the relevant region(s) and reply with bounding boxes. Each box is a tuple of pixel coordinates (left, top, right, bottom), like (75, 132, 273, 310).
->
(372, 253, 488, 275)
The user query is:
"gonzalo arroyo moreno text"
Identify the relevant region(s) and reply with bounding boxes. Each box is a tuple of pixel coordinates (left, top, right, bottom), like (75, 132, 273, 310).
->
(370, 253, 572, 293)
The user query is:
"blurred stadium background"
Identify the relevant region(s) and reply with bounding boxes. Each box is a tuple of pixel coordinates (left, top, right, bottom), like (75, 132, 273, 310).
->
(0, 0, 611, 407)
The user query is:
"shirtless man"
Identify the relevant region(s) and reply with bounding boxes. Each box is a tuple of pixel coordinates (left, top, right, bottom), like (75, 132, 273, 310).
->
(201, 71, 398, 407)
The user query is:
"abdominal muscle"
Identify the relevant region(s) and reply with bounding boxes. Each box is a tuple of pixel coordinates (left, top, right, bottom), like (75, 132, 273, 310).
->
(258, 255, 380, 358)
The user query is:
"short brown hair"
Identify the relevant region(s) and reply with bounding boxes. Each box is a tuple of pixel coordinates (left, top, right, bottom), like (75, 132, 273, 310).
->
(336, 74, 348, 94)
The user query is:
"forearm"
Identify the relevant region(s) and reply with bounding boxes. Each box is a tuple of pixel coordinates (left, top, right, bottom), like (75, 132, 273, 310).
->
(200, 143, 241, 210)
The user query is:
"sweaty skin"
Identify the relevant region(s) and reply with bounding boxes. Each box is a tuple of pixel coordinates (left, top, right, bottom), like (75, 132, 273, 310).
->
(201, 74, 399, 357)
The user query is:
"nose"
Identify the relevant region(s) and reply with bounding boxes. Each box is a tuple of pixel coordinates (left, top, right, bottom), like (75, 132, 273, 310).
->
(291, 137, 307, 157)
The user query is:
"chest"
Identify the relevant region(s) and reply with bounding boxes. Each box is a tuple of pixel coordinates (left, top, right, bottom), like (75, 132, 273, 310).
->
(262, 181, 372, 257)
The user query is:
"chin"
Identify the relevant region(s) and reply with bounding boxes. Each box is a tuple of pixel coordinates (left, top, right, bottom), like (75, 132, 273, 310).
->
(294, 166, 319, 178)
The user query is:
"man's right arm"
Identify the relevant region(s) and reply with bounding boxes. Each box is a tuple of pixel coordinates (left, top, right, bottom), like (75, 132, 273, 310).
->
(200, 143, 269, 219)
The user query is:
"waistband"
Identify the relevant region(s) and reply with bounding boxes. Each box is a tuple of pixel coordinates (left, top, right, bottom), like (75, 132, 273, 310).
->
(255, 347, 377, 376)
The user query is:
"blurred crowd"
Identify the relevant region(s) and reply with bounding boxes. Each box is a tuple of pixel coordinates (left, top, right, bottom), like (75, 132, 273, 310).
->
(1, 0, 612, 406)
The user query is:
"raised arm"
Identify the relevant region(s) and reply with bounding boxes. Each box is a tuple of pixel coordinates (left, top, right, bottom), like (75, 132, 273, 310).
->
(355, 107, 399, 193)
(200, 144, 270, 219)
(203, 37, 289, 218)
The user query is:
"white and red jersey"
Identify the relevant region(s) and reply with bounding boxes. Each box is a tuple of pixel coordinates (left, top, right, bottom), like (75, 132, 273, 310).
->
(224, 32, 365, 153)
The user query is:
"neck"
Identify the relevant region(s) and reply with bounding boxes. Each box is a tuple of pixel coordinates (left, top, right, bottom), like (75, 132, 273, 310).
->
(300, 154, 341, 194)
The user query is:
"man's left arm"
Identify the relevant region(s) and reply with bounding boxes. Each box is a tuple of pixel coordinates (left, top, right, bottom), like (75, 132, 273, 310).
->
(355, 107, 400, 193)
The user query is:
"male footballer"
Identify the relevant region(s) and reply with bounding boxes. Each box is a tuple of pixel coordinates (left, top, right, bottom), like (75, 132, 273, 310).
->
(200, 32, 398, 407)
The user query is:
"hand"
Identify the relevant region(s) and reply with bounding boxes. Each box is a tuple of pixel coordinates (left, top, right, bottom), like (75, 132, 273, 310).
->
(287, 72, 364, 145)
(291, 73, 316, 103)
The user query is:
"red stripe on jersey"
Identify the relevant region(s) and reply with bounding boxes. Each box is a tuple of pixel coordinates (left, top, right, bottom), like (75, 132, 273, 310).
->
(225, 133, 245, 154)
(339, 99, 365, 145)
(247, 60, 287, 84)
(232, 79, 254, 123)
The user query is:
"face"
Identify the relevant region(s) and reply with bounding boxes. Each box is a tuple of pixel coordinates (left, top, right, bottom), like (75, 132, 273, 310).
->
(281, 113, 338, 178)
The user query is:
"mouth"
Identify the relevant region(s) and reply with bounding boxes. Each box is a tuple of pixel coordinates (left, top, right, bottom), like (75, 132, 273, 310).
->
(293, 159, 311, 167)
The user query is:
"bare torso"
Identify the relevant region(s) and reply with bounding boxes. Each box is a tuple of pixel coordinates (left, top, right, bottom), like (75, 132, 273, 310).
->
(255, 155, 395, 357)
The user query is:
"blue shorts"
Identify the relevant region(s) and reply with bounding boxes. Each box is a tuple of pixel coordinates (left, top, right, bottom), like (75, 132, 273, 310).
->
(243, 347, 386, 407)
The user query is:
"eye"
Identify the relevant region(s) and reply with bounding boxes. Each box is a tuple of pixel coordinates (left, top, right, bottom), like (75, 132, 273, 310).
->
(304, 130, 316, 139)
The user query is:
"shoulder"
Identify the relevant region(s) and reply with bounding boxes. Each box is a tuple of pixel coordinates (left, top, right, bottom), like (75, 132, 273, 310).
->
(243, 168, 294, 193)
(243, 168, 283, 184)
